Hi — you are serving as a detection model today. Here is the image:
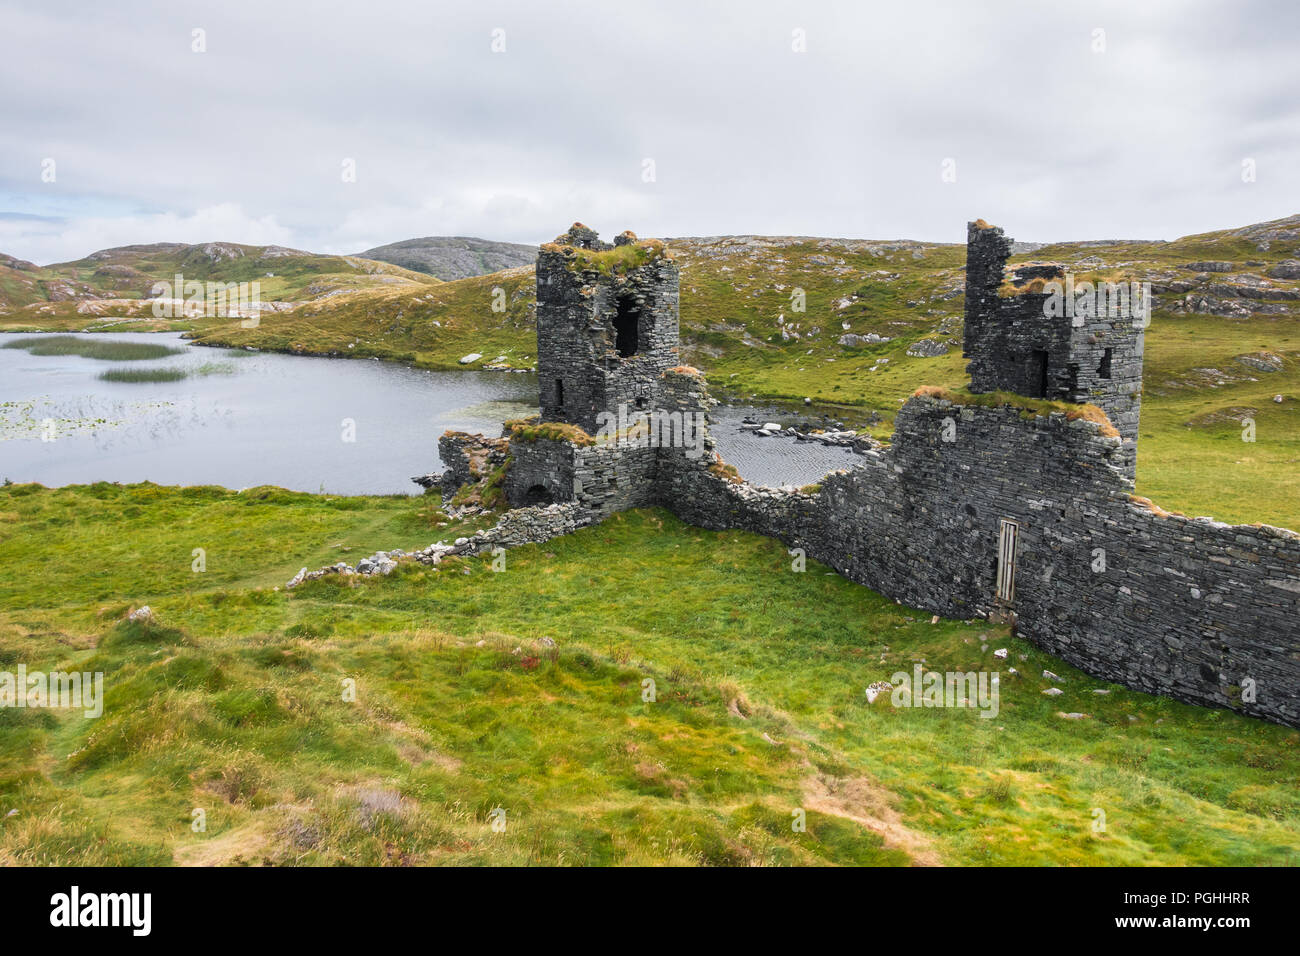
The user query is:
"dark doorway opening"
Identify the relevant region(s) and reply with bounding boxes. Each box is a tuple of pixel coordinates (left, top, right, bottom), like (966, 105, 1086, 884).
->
(522, 484, 555, 506)
(1030, 350, 1049, 398)
(614, 298, 640, 357)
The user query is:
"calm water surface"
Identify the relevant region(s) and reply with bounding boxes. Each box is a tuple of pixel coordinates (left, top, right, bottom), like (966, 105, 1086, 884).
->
(0, 333, 853, 494)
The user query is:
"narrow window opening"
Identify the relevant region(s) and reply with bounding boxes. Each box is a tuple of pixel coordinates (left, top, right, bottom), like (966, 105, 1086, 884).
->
(635, 396, 647, 410)
(614, 298, 640, 357)
(1098, 348, 1113, 379)
(1030, 350, 1049, 398)
(555, 378, 565, 407)
(996, 519, 1019, 603)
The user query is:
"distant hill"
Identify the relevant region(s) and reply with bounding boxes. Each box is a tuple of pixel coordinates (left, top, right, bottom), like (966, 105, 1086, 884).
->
(356, 236, 537, 280)
(0, 241, 438, 312)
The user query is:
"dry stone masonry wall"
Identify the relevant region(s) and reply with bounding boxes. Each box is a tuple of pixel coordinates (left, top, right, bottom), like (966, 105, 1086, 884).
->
(964, 221, 1144, 477)
(535, 224, 681, 435)
(432, 222, 1300, 729)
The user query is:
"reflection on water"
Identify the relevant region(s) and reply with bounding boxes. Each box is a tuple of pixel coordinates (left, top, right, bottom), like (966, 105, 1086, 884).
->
(0, 333, 856, 494)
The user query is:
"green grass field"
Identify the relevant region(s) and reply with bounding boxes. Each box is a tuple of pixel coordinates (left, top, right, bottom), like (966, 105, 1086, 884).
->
(1, 484, 1296, 866)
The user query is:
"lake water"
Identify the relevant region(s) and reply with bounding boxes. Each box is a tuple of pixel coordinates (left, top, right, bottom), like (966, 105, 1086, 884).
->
(0, 333, 855, 494)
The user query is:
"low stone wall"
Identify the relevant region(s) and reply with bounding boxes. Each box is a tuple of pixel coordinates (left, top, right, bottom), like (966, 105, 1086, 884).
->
(286, 502, 592, 588)
(455, 502, 591, 555)
(655, 394, 1300, 727)
(504, 435, 659, 517)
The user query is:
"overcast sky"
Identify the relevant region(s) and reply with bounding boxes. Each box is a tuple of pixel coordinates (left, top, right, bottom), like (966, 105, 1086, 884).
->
(1, 0, 1296, 264)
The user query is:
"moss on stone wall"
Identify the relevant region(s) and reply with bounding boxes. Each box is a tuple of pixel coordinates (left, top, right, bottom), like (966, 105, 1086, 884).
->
(508, 420, 596, 446)
(558, 240, 669, 276)
(912, 386, 1121, 438)
(707, 456, 744, 484)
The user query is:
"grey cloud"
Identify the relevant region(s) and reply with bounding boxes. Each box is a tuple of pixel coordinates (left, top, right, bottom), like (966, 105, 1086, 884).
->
(0, 0, 1296, 263)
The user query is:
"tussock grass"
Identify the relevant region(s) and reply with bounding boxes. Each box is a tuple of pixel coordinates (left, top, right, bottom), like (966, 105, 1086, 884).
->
(707, 456, 744, 483)
(97, 368, 188, 383)
(3, 335, 183, 361)
(508, 420, 595, 446)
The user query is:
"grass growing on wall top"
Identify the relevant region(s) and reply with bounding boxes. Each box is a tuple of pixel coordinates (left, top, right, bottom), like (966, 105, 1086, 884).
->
(549, 239, 669, 277)
(507, 420, 596, 446)
(912, 386, 1122, 438)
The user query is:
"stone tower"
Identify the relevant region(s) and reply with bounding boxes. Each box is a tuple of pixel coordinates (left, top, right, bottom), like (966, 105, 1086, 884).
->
(535, 224, 680, 435)
(963, 220, 1145, 477)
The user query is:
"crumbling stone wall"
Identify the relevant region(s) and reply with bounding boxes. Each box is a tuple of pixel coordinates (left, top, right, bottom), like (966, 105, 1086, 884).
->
(653, 392, 1300, 727)
(964, 222, 1144, 477)
(457, 501, 591, 555)
(428, 222, 1299, 729)
(442, 394, 1300, 729)
(435, 431, 509, 498)
(504, 433, 659, 517)
(535, 225, 680, 434)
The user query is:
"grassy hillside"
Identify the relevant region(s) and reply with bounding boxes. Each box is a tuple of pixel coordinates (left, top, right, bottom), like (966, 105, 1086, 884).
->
(1, 483, 1296, 866)
(0, 241, 438, 320)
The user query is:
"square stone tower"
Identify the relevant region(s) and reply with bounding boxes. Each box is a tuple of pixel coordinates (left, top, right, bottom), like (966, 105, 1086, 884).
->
(535, 224, 680, 434)
(963, 220, 1145, 477)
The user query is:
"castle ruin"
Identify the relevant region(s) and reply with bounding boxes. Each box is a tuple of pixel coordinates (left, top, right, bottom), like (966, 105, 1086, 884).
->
(536, 224, 681, 435)
(437, 221, 1300, 729)
(964, 221, 1145, 477)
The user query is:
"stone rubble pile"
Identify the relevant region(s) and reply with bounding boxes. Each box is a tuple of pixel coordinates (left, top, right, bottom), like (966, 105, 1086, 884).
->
(286, 549, 406, 588)
(285, 503, 589, 589)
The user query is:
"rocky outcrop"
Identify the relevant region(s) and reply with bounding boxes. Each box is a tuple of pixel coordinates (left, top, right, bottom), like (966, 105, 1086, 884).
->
(354, 236, 537, 281)
(838, 332, 891, 348)
(905, 338, 951, 357)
